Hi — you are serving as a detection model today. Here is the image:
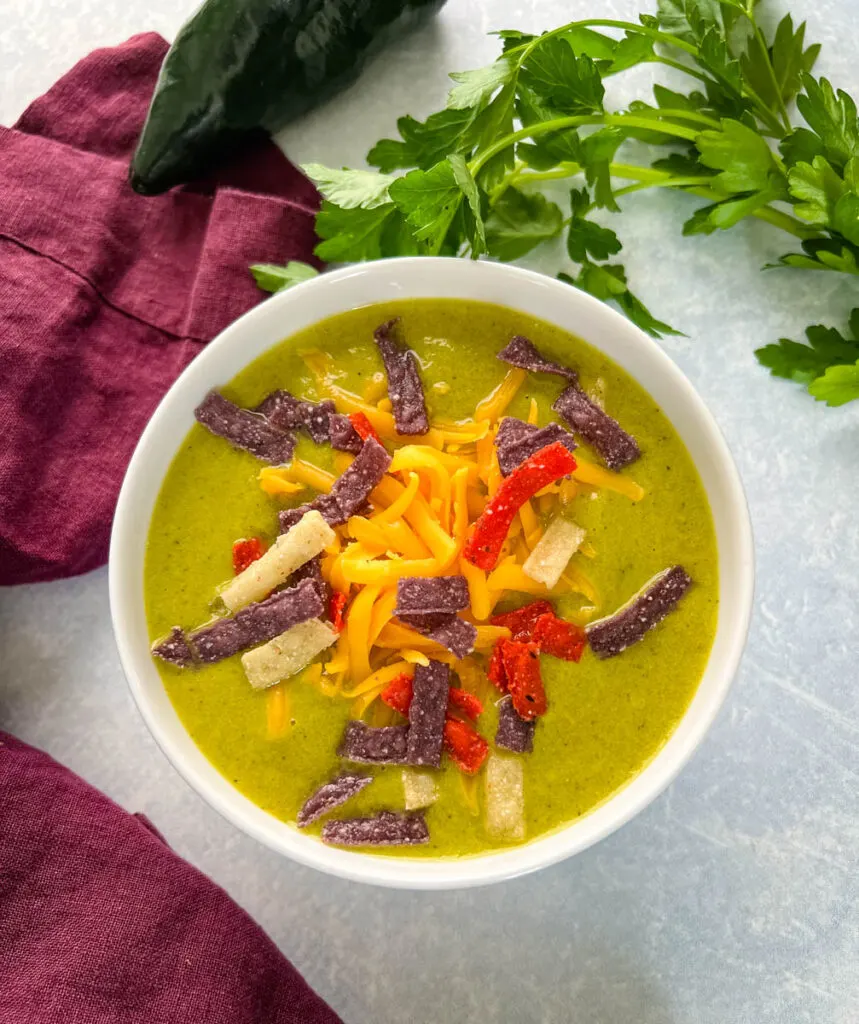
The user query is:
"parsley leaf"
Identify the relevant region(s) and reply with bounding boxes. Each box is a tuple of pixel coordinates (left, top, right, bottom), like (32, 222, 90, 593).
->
(567, 194, 622, 262)
(779, 127, 825, 168)
(562, 26, 618, 62)
(756, 310, 859, 405)
(314, 202, 396, 262)
(494, 29, 535, 53)
(697, 118, 783, 193)
(484, 187, 563, 261)
(561, 262, 680, 338)
(788, 156, 846, 225)
(608, 32, 655, 74)
(301, 164, 396, 209)
(473, 81, 518, 190)
(808, 361, 859, 406)
(250, 261, 318, 293)
(389, 159, 463, 252)
(449, 154, 487, 255)
(367, 108, 480, 172)
(520, 39, 604, 114)
(683, 191, 777, 235)
(580, 127, 625, 211)
(767, 237, 859, 275)
(796, 74, 859, 171)
(448, 59, 515, 110)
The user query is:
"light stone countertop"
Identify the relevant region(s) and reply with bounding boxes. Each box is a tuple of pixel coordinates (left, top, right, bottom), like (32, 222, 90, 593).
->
(2, 2, 857, 1022)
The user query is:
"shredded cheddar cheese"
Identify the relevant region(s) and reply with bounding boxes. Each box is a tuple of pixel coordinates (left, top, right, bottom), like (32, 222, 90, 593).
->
(475, 368, 527, 422)
(245, 364, 654, 727)
(573, 459, 645, 501)
(266, 683, 290, 738)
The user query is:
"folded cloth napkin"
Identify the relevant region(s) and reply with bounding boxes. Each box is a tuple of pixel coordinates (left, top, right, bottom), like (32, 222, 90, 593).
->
(0, 34, 321, 586)
(0, 732, 342, 1023)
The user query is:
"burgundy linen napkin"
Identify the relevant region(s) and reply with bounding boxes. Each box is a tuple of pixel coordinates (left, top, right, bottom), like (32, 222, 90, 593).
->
(0, 732, 342, 1023)
(0, 34, 321, 586)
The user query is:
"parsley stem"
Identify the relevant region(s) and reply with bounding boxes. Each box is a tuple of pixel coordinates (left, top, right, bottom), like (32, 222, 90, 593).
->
(749, 21, 793, 133)
(505, 19, 700, 64)
(470, 114, 700, 177)
(608, 164, 817, 238)
(643, 107, 720, 128)
(613, 177, 713, 198)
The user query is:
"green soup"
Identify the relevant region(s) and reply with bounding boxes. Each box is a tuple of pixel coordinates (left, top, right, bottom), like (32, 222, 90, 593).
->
(145, 299, 718, 857)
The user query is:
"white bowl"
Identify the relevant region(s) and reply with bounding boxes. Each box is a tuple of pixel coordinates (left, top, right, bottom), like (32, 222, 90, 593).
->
(110, 257, 754, 889)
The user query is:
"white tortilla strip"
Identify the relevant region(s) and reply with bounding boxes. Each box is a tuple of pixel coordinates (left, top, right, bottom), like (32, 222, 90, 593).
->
(402, 769, 438, 811)
(523, 517, 586, 589)
(484, 753, 525, 841)
(241, 618, 337, 690)
(221, 510, 334, 612)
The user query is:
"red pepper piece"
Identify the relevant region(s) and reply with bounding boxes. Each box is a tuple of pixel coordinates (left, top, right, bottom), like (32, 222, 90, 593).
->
(447, 688, 483, 720)
(349, 411, 383, 445)
(463, 441, 577, 570)
(443, 717, 489, 775)
(532, 613, 587, 662)
(232, 537, 266, 575)
(500, 640, 546, 721)
(490, 600, 554, 641)
(328, 591, 348, 633)
(380, 674, 414, 717)
(487, 640, 509, 691)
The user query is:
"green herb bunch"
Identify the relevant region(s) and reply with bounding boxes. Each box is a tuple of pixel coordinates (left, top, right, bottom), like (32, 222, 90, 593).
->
(253, 0, 859, 407)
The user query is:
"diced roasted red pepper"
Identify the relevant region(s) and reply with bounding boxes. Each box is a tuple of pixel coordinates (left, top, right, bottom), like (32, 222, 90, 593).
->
(349, 411, 383, 445)
(491, 600, 554, 642)
(500, 640, 546, 721)
(443, 717, 489, 775)
(447, 688, 483, 720)
(463, 441, 577, 570)
(380, 674, 414, 717)
(532, 613, 587, 662)
(232, 537, 266, 575)
(328, 591, 348, 633)
(487, 640, 509, 691)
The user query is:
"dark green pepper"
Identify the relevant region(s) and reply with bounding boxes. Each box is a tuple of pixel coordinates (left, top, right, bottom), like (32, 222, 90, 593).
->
(130, 0, 447, 195)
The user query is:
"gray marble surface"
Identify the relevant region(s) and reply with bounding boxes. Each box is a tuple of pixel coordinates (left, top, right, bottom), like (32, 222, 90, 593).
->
(2, 1, 858, 1021)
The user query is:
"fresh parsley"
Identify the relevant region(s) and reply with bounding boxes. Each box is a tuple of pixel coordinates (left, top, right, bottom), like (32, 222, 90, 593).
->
(254, 0, 859, 406)
(250, 261, 319, 293)
(755, 309, 859, 403)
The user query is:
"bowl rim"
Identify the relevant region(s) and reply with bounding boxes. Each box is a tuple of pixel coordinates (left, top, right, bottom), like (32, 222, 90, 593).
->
(109, 256, 754, 889)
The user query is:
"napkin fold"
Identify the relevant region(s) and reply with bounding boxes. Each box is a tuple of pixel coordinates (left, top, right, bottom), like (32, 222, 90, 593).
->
(0, 732, 342, 1023)
(0, 33, 321, 585)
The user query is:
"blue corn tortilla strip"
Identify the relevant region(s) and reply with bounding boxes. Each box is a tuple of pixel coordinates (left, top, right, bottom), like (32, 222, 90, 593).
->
(278, 438, 391, 533)
(153, 577, 325, 665)
(497, 335, 578, 382)
(257, 390, 335, 445)
(587, 566, 692, 658)
(151, 626, 196, 668)
(396, 576, 469, 616)
(327, 437, 391, 522)
(495, 695, 536, 754)
(328, 412, 364, 454)
(297, 772, 373, 828)
(195, 391, 296, 464)
(338, 721, 409, 764)
(494, 417, 577, 477)
(405, 659, 450, 767)
(288, 554, 329, 604)
(321, 810, 429, 848)
(374, 319, 429, 435)
(397, 613, 478, 659)
(553, 385, 640, 470)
